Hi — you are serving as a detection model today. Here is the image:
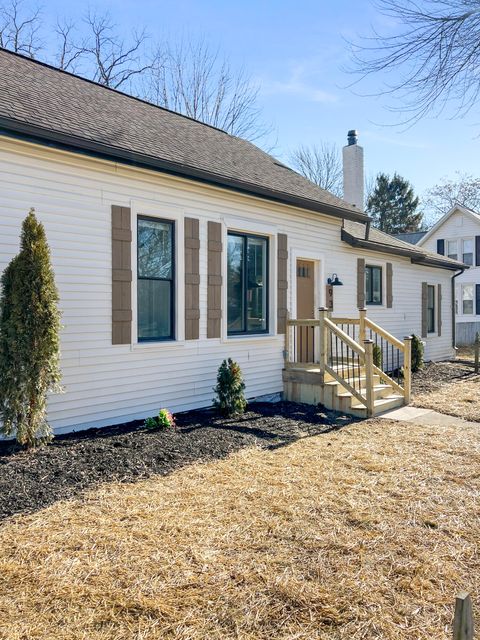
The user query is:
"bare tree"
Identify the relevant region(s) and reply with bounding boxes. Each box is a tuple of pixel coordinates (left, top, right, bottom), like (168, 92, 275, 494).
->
(0, 0, 42, 57)
(83, 11, 152, 90)
(289, 143, 342, 196)
(423, 172, 480, 224)
(143, 39, 270, 141)
(54, 19, 86, 72)
(350, 1, 480, 123)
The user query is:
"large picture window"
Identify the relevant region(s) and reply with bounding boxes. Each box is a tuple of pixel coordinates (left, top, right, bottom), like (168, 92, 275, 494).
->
(365, 265, 382, 305)
(227, 232, 268, 335)
(137, 216, 174, 341)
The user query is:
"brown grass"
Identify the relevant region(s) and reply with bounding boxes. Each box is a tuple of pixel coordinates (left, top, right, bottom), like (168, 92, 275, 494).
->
(413, 375, 480, 422)
(0, 418, 479, 639)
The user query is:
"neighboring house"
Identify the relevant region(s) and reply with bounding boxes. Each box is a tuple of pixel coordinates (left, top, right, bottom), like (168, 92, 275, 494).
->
(0, 49, 466, 433)
(419, 204, 480, 345)
(393, 231, 427, 245)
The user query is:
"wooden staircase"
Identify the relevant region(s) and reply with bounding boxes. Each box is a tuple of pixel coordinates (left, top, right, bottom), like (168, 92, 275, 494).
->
(283, 309, 412, 418)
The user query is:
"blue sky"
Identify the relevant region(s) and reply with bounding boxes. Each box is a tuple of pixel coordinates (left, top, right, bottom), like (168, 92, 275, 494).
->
(39, 0, 478, 198)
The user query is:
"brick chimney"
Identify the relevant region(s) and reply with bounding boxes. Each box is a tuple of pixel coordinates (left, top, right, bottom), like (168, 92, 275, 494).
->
(342, 129, 364, 209)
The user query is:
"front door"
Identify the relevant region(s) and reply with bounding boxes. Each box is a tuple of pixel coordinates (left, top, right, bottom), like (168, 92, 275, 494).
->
(296, 259, 315, 362)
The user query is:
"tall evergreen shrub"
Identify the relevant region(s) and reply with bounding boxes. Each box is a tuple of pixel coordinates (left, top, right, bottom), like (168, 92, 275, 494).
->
(411, 335, 424, 373)
(0, 209, 62, 447)
(213, 358, 247, 416)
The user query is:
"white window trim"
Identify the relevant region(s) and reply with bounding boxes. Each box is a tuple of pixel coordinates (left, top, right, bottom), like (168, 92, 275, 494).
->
(221, 217, 278, 342)
(364, 258, 388, 310)
(446, 238, 459, 260)
(130, 199, 186, 350)
(461, 236, 475, 265)
(289, 247, 325, 319)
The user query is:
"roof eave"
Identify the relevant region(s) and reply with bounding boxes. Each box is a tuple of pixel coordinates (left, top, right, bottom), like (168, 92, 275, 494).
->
(0, 117, 369, 223)
(341, 228, 467, 270)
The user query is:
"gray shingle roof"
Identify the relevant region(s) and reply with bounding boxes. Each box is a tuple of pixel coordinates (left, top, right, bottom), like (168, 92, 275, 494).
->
(343, 220, 467, 270)
(392, 231, 427, 245)
(0, 48, 368, 222)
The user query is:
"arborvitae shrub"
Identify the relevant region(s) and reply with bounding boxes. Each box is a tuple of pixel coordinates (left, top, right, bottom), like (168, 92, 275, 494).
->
(0, 209, 62, 447)
(411, 334, 424, 373)
(373, 344, 382, 368)
(213, 358, 247, 416)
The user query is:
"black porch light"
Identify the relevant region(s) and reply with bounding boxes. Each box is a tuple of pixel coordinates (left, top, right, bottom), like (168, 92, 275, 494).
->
(327, 273, 343, 286)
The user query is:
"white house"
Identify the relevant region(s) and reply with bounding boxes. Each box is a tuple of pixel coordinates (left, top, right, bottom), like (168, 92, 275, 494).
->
(418, 204, 479, 345)
(0, 49, 466, 433)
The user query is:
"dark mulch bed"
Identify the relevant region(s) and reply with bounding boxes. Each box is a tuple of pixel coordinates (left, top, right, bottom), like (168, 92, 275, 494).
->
(0, 402, 353, 521)
(412, 360, 478, 396)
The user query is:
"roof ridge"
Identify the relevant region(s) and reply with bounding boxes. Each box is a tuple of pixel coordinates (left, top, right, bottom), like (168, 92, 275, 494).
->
(0, 47, 237, 138)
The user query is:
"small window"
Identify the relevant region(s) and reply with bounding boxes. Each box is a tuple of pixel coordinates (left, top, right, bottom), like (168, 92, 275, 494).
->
(462, 284, 474, 315)
(427, 284, 435, 333)
(137, 216, 175, 341)
(462, 238, 474, 265)
(365, 265, 382, 305)
(227, 232, 269, 335)
(447, 240, 458, 261)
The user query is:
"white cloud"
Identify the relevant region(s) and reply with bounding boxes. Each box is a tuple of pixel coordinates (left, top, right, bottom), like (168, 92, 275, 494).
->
(259, 63, 338, 104)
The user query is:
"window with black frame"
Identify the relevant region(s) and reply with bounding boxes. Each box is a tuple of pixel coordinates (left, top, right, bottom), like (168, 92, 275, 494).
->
(365, 265, 382, 305)
(427, 284, 435, 333)
(137, 216, 174, 341)
(227, 232, 268, 335)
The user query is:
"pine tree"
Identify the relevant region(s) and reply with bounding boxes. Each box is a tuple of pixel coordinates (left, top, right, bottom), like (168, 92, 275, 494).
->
(213, 358, 247, 416)
(366, 172, 423, 234)
(0, 209, 62, 447)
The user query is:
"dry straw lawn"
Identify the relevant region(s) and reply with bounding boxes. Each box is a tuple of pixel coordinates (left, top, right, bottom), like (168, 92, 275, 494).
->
(413, 376, 480, 422)
(0, 418, 479, 639)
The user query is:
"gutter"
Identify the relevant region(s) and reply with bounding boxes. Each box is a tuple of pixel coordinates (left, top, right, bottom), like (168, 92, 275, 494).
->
(451, 268, 465, 348)
(0, 118, 369, 223)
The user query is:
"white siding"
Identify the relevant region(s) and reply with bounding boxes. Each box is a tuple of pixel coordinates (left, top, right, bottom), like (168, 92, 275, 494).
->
(0, 137, 455, 433)
(421, 209, 480, 325)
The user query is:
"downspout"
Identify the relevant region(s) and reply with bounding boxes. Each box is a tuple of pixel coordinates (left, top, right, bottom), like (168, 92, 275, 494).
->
(451, 268, 465, 349)
(365, 221, 371, 240)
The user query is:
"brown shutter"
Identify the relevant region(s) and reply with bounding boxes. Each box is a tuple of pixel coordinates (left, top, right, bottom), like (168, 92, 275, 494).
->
(207, 221, 222, 338)
(386, 262, 393, 308)
(184, 218, 200, 340)
(277, 233, 288, 334)
(357, 258, 365, 308)
(437, 283, 442, 337)
(111, 205, 132, 345)
(421, 281, 428, 338)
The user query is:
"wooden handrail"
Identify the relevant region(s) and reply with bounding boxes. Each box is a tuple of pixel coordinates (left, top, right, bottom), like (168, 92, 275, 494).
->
(286, 319, 321, 327)
(330, 317, 360, 325)
(325, 364, 367, 407)
(324, 317, 366, 357)
(364, 317, 405, 351)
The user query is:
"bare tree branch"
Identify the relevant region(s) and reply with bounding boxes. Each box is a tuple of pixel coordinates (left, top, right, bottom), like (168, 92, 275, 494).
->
(54, 19, 86, 72)
(83, 11, 152, 90)
(0, 0, 42, 57)
(349, 0, 480, 124)
(289, 143, 343, 196)
(143, 39, 271, 142)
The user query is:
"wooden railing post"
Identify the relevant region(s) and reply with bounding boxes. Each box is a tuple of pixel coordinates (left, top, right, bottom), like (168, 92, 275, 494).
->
(359, 307, 367, 343)
(403, 336, 412, 404)
(475, 332, 479, 374)
(284, 311, 291, 367)
(318, 307, 328, 380)
(364, 339, 374, 417)
(453, 592, 474, 640)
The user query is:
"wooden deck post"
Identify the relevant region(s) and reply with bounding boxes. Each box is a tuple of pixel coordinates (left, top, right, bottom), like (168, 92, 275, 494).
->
(364, 339, 374, 417)
(318, 307, 328, 381)
(284, 311, 291, 367)
(359, 307, 367, 343)
(453, 592, 474, 640)
(475, 332, 479, 374)
(403, 336, 412, 404)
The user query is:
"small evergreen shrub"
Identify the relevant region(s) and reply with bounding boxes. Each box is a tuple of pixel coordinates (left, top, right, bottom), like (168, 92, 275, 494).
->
(373, 344, 382, 368)
(144, 409, 176, 429)
(0, 209, 62, 447)
(411, 334, 424, 372)
(213, 358, 247, 416)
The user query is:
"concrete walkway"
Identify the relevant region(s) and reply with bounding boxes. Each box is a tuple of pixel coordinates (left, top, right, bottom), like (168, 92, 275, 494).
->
(380, 405, 479, 428)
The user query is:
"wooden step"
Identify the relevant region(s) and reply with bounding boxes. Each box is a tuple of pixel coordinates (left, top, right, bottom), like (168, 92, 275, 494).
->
(351, 394, 404, 414)
(336, 383, 393, 401)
